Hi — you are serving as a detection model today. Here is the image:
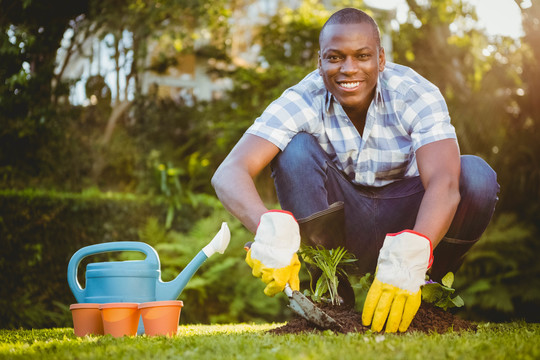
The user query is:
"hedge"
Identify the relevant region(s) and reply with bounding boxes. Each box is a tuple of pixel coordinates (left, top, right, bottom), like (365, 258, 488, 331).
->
(0, 189, 187, 329)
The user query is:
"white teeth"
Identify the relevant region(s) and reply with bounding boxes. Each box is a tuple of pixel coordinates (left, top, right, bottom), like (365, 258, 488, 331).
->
(340, 82, 359, 89)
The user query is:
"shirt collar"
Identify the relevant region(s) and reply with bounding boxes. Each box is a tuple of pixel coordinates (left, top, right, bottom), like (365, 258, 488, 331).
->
(324, 90, 333, 112)
(373, 75, 384, 110)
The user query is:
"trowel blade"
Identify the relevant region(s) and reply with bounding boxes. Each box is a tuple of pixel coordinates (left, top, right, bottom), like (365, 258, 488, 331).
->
(242, 241, 342, 331)
(288, 290, 343, 331)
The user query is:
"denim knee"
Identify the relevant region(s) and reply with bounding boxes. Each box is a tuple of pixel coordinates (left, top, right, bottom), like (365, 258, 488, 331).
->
(446, 155, 500, 240)
(271, 132, 324, 174)
(459, 155, 500, 210)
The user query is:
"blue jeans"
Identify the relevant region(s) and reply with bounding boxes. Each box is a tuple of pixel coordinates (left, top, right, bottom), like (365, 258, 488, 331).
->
(271, 133, 500, 280)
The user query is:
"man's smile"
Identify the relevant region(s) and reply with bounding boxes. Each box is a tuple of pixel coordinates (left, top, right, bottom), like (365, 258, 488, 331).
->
(337, 81, 361, 90)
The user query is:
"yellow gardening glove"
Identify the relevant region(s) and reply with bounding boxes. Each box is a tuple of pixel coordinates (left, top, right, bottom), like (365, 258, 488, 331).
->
(245, 210, 301, 297)
(246, 250, 300, 296)
(362, 230, 433, 333)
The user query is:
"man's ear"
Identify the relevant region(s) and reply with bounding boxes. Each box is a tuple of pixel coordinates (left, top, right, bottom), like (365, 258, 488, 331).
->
(378, 47, 386, 72)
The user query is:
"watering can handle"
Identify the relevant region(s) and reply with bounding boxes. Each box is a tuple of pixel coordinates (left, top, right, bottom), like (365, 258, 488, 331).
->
(67, 241, 160, 303)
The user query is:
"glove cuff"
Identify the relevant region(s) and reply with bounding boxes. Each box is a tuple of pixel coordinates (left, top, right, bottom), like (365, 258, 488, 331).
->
(252, 210, 300, 268)
(257, 210, 296, 228)
(376, 230, 432, 292)
(388, 230, 433, 268)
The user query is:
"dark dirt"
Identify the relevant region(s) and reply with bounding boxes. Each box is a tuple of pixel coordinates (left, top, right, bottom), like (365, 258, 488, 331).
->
(268, 302, 477, 335)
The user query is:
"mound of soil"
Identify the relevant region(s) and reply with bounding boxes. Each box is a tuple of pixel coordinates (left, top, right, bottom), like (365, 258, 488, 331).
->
(269, 302, 477, 335)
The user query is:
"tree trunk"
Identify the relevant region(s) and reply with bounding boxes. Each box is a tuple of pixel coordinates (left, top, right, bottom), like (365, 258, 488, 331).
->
(91, 100, 130, 181)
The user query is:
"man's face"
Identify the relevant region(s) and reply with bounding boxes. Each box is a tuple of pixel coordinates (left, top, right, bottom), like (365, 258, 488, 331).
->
(318, 22, 385, 115)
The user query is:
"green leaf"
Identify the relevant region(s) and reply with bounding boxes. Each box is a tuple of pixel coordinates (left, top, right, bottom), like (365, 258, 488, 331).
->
(421, 273, 465, 311)
(421, 283, 444, 303)
(441, 272, 455, 288)
(450, 295, 465, 308)
(299, 245, 357, 305)
(435, 298, 450, 310)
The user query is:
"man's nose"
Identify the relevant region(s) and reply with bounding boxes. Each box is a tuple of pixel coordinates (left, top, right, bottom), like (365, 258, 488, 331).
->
(340, 57, 358, 74)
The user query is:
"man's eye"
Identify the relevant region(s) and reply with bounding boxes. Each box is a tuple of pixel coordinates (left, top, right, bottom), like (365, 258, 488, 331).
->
(357, 54, 371, 59)
(327, 55, 341, 61)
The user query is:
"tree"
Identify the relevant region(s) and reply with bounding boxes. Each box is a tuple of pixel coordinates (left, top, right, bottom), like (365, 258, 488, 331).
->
(0, 0, 90, 187)
(0, 0, 230, 190)
(0, 0, 90, 117)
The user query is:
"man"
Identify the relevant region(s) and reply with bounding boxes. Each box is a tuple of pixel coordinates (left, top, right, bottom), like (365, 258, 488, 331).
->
(211, 8, 499, 333)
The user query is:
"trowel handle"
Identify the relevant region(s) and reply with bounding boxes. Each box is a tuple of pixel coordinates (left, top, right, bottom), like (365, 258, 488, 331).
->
(284, 283, 294, 297)
(67, 242, 160, 302)
(243, 241, 254, 251)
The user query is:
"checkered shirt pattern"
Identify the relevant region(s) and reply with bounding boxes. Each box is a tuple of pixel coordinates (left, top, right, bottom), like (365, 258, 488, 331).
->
(246, 62, 457, 187)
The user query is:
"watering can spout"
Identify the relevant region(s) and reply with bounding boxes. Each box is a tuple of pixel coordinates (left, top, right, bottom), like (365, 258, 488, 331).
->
(155, 222, 230, 301)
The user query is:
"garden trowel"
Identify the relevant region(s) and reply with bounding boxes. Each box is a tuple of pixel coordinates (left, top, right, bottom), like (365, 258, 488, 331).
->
(244, 242, 343, 331)
(282, 283, 343, 331)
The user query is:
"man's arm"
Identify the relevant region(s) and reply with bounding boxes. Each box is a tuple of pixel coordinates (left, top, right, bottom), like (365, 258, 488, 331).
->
(211, 134, 281, 233)
(413, 138, 461, 247)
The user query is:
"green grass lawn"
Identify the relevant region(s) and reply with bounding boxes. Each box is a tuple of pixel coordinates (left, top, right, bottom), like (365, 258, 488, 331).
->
(1, 322, 539, 360)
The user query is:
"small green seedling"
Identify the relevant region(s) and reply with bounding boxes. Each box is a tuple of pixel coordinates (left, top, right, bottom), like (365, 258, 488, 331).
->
(421, 272, 465, 310)
(300, 245, 357, 306)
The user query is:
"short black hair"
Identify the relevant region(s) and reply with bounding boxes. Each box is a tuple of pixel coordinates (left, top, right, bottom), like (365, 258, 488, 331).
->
(319, 8, 381, 48)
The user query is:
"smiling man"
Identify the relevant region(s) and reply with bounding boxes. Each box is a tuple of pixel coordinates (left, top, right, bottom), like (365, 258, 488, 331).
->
(211, 8, 499, 332)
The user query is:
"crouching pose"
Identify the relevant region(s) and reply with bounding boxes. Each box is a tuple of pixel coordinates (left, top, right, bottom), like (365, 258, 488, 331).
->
(212, 8, 499, 332)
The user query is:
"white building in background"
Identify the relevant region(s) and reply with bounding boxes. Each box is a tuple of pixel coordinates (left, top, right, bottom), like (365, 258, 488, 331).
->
(139, 0, 303, 104)
(56, 0, 394, 106)
(55, 29, 135, 105)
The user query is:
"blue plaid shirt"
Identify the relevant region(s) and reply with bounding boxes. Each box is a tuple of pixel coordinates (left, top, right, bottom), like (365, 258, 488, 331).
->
(246, 62, 457, 187)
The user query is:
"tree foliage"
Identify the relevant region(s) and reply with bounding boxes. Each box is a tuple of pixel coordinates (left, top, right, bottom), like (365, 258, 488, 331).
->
(393, 1, 539, 227)
(0, 0, 89, 187)
(498, 0, 540, 223)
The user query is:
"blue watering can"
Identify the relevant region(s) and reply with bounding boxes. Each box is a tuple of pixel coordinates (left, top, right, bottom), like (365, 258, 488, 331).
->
(67, 222, 230, 306)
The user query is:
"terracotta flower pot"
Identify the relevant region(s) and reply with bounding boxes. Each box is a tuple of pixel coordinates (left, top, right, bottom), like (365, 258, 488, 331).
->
(139, 300, 184, 336)
(70, 303, 104, 337)
(99, 303, 140, 337)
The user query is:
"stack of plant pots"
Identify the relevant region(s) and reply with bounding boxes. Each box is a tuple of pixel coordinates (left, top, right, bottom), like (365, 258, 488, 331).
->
(70, 300, 183, 337)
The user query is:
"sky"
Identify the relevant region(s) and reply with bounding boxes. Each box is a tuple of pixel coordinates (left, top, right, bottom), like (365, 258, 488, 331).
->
(365, 0, 525, 38)
(469, 0, 525, 37)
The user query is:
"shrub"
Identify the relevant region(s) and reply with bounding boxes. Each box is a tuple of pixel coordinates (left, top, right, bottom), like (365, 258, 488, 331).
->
(455, 213, 540, 322)
(0, 189, 178, 329)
